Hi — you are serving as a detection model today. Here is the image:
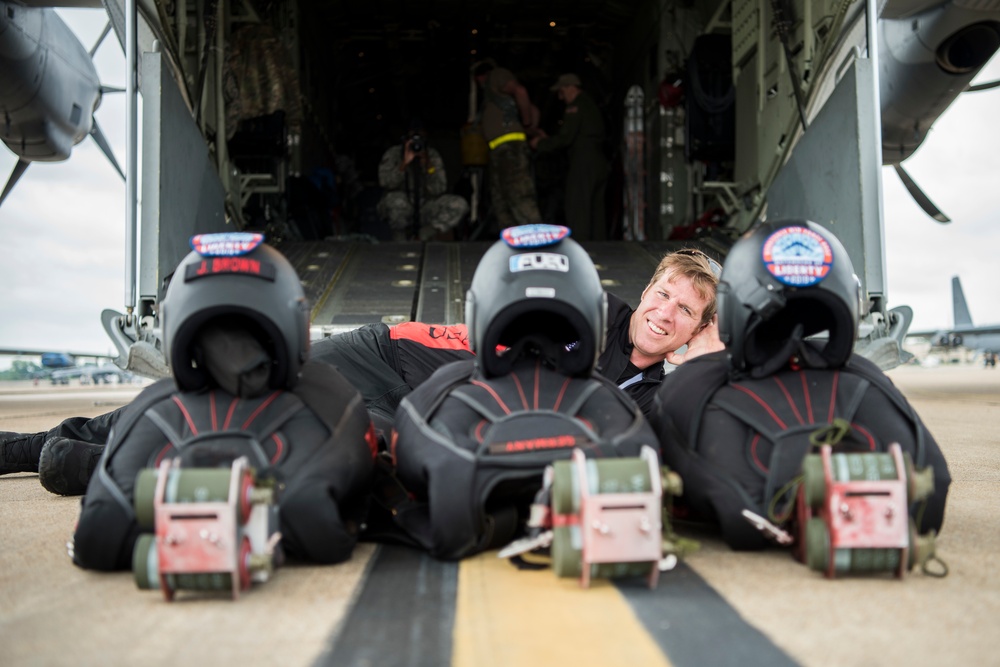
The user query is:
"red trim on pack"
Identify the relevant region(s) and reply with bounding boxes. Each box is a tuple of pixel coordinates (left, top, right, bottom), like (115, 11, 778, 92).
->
(533, 362, 540, 410)
(772, 376, 804, 425)
(750, 433, 768, 472)
(801, 372, 814, 423)
(270, 433, 284, 463)
(732, 384, 788, 429)
(365, 422, 379, 460)
(209, 392, 218, 431)
(471, 380, 512, 415)
(223, 398, 239, 430)
(389, 429, 399, 465)
(551, 513, 580, 527)
(552, 377, 571, 411)
(850, 423, 877, 451)
(389, 322, 471, 351)
(242, 391, 281, 429)
(475, 419, 488, 443)
(172, 396, 199, 435)
(511, 372, 529, 410)
(827, 371, 840, 423)
(154, 443, 173, 468)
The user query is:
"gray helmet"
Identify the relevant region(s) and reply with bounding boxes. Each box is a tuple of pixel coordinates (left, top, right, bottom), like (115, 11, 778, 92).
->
(465, 225, 607, 378)
(159, 233, 310, 391)
(717, 220, 861, 377)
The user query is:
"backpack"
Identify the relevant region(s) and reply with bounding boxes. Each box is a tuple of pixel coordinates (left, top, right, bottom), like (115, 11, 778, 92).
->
(650, 348, 951, 550)
(382, 357, 661, 560)
(73, 360, 376, 571)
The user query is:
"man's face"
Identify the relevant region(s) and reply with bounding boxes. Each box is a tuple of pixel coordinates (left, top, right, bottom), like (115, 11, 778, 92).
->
(629, 272, 711, 362)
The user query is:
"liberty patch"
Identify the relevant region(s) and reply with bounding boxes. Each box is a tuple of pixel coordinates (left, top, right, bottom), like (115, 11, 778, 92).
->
(502, 224, 570, 248)
(190, 232, 265, 257)
(762, 226, 833, 286)
(509, 252, 569, 273)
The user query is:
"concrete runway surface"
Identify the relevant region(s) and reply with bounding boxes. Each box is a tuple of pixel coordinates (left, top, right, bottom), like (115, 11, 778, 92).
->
(1, 364, 997, 667)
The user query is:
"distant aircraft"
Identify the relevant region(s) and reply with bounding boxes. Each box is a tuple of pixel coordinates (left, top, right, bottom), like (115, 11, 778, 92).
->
(0, 1, 123, 208)
(0, 347, 116, 381)
(49, 361, 134, 385)
(908, 276, 1000, 355)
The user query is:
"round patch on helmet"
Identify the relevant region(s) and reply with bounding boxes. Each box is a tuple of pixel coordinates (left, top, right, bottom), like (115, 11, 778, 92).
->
(501, 224, 570, 248)
(190, 232, 265, 257)
(761, 226, 833, 286)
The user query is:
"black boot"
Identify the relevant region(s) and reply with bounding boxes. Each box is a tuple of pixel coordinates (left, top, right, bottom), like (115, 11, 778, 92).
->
(38, 437, 105, 496)
(0, 432, 44, 475)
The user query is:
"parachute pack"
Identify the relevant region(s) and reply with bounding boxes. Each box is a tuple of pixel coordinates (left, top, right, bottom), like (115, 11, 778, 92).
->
(650, 347, 951, 551)
(382, 357, 661, 560)
(72, 360, 375, 571)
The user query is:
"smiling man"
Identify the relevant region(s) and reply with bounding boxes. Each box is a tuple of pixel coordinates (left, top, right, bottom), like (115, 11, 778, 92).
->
(598, 249, 723, 417)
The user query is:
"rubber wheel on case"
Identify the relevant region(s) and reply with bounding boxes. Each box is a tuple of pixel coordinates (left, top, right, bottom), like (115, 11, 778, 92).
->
(801, 454, 826, 509)
(551, 461, 577, 516)
(134, 469, 159, 530)
(132, 533, 158, 590)
(551, 526, 581, 578)
(805, 517, 831, 572)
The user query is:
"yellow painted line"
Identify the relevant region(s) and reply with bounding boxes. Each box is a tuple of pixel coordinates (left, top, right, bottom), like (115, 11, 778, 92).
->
(452, 552, 672, 667)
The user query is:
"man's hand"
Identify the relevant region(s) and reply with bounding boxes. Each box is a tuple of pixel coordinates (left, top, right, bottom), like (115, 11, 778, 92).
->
(401, 140, 428, 171)
(665, 315, 725, 365)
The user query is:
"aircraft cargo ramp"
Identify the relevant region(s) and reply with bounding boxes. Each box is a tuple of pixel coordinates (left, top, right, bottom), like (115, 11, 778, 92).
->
(276, 240, 697, 333)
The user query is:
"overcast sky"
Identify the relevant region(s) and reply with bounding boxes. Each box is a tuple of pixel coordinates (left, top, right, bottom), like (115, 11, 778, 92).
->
(1, 9, 999, 359)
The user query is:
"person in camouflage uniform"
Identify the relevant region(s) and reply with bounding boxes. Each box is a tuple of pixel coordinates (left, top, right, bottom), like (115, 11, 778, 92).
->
(472, 61, 543, 229)
(377, 123, 469, 241)
(531, 74, 609, 240)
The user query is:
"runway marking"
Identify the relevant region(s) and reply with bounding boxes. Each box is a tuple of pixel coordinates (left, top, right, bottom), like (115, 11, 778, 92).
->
(619, 562, 800, 667)
(452, 552, 672, 667)
(317, 545, 458, 667)
(320, 546, 799, 666)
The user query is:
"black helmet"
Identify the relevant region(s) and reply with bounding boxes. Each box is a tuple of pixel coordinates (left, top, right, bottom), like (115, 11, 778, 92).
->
(159, 232, 310, 392)
(717, 220, 861, 377)
(465, 225, 607, 378)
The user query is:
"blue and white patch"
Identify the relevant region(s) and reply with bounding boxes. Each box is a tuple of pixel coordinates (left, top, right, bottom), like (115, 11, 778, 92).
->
(761, 226, 833, 287)
(501, 224, 570, 248)
(190, 232, 265, 257)
(509, 252, 569, 273)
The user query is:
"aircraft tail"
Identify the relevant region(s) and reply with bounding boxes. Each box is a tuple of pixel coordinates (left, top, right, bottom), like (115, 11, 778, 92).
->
(952, 276, 973, 327)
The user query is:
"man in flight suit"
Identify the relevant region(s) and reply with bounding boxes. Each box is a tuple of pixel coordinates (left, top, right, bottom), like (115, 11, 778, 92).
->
(531, 74, 609, 241)
(472, 61, 543, 229)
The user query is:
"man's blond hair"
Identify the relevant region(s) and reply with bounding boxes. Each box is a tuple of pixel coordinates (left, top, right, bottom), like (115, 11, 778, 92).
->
(645, 249, 720, 327)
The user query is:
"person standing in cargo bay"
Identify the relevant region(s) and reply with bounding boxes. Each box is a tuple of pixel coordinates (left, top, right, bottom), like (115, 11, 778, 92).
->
(472, 60, 543, 229)
(531, 73, 609, 241)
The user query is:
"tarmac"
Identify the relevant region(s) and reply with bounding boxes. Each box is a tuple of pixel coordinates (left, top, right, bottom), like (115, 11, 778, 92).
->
(1, 363, 998, 667)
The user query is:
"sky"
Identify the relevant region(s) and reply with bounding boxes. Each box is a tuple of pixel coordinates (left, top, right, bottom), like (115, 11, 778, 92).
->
(1, 9, 999, 359)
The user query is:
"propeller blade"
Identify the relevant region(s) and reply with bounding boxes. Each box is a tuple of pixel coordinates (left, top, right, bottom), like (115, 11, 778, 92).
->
(893, 163, 950, 223)
(966, 79, 1000, 93)
(0, 159, 30, 209)
(89, 120, 124, 179)
(89, 21, 113, 58)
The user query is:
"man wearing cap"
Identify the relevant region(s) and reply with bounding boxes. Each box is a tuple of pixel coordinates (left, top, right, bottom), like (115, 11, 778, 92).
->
(531, 74, 609, 240)
(472, 61, 543, 229)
